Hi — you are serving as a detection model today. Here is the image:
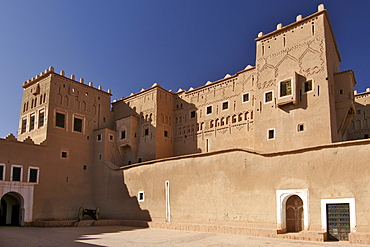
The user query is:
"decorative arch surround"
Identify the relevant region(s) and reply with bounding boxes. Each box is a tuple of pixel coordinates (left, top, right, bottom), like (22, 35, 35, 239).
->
(0, 182, 34, 225)
(276, 189, 309, 232)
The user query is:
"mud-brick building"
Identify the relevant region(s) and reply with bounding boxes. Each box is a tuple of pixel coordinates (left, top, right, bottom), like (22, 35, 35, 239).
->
(1, 3, 370, 244)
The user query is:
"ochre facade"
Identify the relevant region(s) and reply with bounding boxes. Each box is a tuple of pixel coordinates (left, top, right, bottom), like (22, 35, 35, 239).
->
(1, 4, 370, 244)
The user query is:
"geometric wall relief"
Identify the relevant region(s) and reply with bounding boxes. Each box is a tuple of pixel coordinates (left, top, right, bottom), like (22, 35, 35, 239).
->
(257, 60, 276, 90)
(298, 39, 325, 75)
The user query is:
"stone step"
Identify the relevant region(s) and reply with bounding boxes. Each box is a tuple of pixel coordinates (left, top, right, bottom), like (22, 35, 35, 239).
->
(76, 220, 95, 227)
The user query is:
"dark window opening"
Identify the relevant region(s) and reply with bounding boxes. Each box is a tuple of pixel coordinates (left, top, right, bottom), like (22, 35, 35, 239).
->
(190, 111, 196, 118)
(21, 118, 27, 133)
(365, 134, 369, 139)
(12, 167, 21, 181)
(268, 129, 275, 139)
(243, 93, 250, 102)
(121, 130, 126, 139)
(97, 134, 102, 141)
(29, 168, 38, 183)
(56, 112, 65, 128)
(0, 166, 4, 180)
(298, 124, 304, 132)
(61, 151, 68, 158)
(339, 89, 343, 95)
(206, 106, 212, 114)
(304, 80, 313, 92)
(164, 130, 168, 137)
(144, 128, 149, 136)
(138, 158, 142, 163)
(39, 111, 45, 127)
(30, 115, 35, 131)
(265, 92, 273, 102)
(83, 165, 87, 170)
(139, 192, 144, 201)
(222, 101, 228, 110)
(73, 117, 83, 132)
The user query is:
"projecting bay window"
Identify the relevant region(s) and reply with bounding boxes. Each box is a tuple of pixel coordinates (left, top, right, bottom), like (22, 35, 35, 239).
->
(280, 79, 292, 97)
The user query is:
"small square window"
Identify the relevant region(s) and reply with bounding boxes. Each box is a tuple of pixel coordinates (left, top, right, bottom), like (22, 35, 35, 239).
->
(121, 130, 126, 139)
(190, 111, 196, 118)
(222, 101, 229, 110)
(29, 168, 39, 183)
(138, 191, 145, 202)
(206, 106, 212, 114)
(280, 79, 292, 97)
(242, 93, 250, 102)
(97, 134, 102, 141)
(144, 128, 149, 136)
(61, 151, 68, 159)
(265, 91, 273, 103)
(268, 129, 275, 140)
(304, 80, 313, 92)
(56, 112, 65, 128)
(109, 134, 114, 141)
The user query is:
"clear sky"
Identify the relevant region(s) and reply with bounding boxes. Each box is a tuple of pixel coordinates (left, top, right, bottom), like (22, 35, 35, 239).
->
(0, 0, 369, 138)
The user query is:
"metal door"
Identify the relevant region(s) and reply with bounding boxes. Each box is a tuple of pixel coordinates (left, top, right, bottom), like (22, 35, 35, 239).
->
(327, 203, 350, 241)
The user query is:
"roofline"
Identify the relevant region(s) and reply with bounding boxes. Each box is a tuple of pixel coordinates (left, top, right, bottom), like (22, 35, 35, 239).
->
(22, 70, 112, 96)
(255, 9, 341, 62)
(120, 138, 370, 170)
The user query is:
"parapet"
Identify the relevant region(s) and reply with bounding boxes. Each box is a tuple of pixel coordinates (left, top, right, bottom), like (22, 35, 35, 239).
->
(255, 3, 326, 41)
(22, 66, 112, 95)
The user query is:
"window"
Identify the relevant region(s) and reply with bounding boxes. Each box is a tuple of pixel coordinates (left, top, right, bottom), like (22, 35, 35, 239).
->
(298, 124, 304, 132)
(28, 167, 39, 183)
(206, 106, 212, 114)
(121, 130, 126, 139)
(190, 111, 196, 118)
(265, 91, 273, 103)
(268, 129, 275, 140)
(21, 118, 27, 133)
(39, 110, 45, 128)
(73, 116, 83, 133)
(109, 134, 114, 141)
(61, 150, 68, 159)
(222, 101, 229, 110)
(144, 128, 149, 136)
(0, 164, 4, 180)
(304, 80, 313, 92)
(138, 191, 145, 202)
(97, 134, 102, 141)
(280, 79, 292, 97)
(164, 130, 168, 137)
(242, 93, 250, 102)
(29, 114, 35, 131)
(11, 165, 22, 182)
(339, 89, 343, 95)
(56, 112, 65, 128)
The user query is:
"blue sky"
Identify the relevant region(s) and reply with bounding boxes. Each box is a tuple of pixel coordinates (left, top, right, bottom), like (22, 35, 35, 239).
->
(0, 0, 369, 138)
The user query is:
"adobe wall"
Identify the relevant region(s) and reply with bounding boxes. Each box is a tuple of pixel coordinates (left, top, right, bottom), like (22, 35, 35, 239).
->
(122, 139, 370, 237)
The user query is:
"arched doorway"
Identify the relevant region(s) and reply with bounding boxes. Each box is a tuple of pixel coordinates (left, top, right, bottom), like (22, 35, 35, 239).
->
(286, 195, 303, 232)
(0, 192, 24, 226)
